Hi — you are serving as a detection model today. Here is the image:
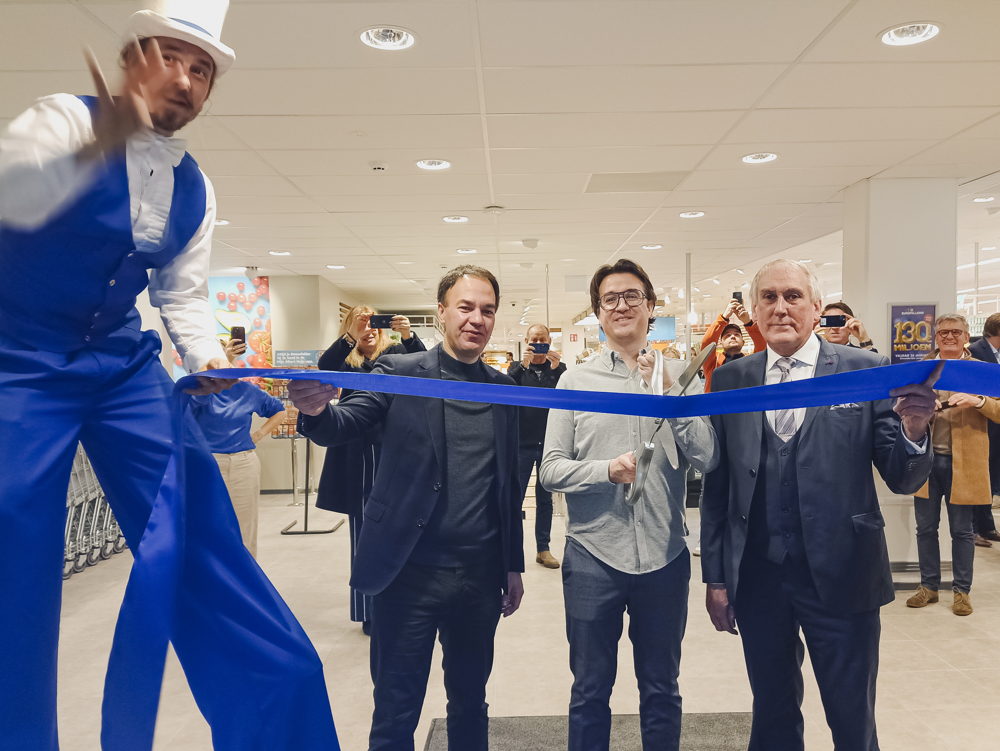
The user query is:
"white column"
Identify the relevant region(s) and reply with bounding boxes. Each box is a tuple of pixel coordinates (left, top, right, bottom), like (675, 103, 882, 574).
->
(843, 178, 958, 575)
(842, 178, 958, 353)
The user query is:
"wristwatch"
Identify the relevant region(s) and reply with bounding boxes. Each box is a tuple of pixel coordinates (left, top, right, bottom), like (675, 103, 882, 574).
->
(858, 339, 873, 348)
(343, 332, 356, 346)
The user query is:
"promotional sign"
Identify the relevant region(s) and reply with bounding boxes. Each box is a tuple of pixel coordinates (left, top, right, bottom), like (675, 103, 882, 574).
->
(889, 303, 936, 364)
(171, 275, 272, 379)
(274, 350, 321, 368)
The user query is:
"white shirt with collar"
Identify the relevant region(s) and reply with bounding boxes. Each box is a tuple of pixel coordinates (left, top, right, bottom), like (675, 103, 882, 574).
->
(763, 333, 820, 433)
(0, 93, 220, 371)
(990, 339, 1000, 364)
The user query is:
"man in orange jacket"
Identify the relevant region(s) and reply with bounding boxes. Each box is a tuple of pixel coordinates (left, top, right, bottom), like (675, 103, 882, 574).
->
(701, 298, 765, 392)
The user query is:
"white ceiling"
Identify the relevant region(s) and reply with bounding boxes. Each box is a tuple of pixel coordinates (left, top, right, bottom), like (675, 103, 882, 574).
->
(4, 0, 1000, 333)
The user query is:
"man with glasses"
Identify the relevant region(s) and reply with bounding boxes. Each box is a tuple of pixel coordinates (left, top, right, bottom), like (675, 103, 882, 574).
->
(540, 259, 718, 751)
(907, 314, 1000, 615)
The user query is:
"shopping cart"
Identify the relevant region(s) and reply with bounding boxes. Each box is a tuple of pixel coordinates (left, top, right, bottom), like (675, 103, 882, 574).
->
(63, 446, 127, 580)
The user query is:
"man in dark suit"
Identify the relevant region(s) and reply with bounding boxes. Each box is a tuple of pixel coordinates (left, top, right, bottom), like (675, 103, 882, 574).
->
(969, 312, 1000, 539)
(288, 265, 524, 751)
(700, 259, 937, 750)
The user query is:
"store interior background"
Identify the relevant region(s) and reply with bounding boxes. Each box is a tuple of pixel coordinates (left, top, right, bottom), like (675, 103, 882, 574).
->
(6, 1, 1000, 749)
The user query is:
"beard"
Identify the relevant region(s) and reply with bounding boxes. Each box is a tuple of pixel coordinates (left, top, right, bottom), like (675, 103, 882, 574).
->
(150, 101, 198, 135)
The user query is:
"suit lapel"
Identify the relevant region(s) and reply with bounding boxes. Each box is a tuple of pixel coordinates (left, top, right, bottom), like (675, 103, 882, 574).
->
(799, 339, 839, 439)
(419, 350, 447, 472)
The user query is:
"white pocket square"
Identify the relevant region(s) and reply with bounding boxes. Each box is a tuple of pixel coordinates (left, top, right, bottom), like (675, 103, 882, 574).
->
(830, 402, 861, 409)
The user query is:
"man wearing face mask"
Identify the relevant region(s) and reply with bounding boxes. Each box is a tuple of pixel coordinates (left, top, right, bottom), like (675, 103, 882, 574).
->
(508, 323, 567, 569)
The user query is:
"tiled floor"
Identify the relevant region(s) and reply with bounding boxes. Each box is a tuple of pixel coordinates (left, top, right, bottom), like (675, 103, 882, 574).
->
(56, 498, 1000, 750)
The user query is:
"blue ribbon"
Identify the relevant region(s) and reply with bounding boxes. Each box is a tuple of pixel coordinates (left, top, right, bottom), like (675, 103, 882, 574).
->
(176, 358, 1000, 418)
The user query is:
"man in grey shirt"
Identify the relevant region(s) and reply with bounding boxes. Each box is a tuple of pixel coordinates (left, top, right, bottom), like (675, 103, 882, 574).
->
(540, 259, 718, 751)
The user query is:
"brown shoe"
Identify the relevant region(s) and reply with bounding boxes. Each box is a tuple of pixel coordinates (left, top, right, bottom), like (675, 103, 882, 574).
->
(982, 530, 1000, 543)
(953, 591, 973, 616)
(906, 586, 939, 608)
(536, 551, 560, 569)
(974, 534, 993, 548)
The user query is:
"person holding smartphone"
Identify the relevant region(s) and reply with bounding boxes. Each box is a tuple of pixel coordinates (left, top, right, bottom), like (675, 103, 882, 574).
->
(819, 301, 876, 351)
(507, 323, 567, 569)
(316, 305, 425, 633)
(700, 295, 765, 392)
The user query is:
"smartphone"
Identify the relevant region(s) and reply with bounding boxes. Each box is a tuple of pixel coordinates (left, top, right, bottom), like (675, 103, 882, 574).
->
(368, 314, 394, 329)
(732, 291, 743, 303)
(230, 325, 245, 342)
(820, 314, 847, 328)
(529, 342, 550, 354)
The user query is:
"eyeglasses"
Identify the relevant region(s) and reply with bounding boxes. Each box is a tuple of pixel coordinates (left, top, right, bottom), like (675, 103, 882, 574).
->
(936, 329, 966, 339)
(599, 289, 646, 310)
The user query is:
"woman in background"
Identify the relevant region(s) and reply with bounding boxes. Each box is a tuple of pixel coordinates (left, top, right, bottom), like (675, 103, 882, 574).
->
(316, 306, 425, 633)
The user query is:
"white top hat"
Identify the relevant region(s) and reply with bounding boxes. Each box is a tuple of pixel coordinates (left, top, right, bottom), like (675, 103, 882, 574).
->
(125, 0, 235, 77)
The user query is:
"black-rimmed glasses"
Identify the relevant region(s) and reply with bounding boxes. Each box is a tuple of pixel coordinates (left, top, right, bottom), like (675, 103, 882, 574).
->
(599, 289, 646, 310)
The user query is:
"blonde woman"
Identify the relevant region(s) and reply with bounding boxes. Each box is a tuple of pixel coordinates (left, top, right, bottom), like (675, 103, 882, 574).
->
(316, 306, 425, 633)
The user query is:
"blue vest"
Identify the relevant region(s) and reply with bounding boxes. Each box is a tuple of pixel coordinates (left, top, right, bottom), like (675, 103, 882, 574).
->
(0, 96, 207, 352)
(747, 422, 807, 564)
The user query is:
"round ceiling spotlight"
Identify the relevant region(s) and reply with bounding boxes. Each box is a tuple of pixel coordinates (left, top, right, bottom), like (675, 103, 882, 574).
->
(741, 152, 778, 164)
(416, 159, 451, 171)
(973, 196, 995, 203)
(326, 264, 346, 270)
(456, 248, 478, 254)
(879, 22, 940, 47)
(679, 211, 705, 219)
(359, 26, 416, 51)
(641, 244, 663, 250)
(442, 215, 469, 223)
(214, 219, 230, 226)
(268, 250, 291, 256)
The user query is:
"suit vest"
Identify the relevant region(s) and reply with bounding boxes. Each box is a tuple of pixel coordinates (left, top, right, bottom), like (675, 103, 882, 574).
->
(0, 95, 206, 352)
(747, 421, 807, 564)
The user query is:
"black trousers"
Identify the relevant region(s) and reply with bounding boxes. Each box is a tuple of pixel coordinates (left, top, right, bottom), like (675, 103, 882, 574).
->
(368, 559, 502, 751)
(517, 443, 554, 552)
(735, 554, 881, 751)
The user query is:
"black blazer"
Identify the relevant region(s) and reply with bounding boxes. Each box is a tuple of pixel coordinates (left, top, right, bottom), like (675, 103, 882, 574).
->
(299, 345, 524, 596)
(314, 334, 425, 515)
(701, 337, 933, 613)
(969, 337, 1000, 451)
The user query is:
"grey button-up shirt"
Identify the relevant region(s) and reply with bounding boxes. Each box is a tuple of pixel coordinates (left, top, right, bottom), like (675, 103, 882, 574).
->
(540, 348, 718, 574)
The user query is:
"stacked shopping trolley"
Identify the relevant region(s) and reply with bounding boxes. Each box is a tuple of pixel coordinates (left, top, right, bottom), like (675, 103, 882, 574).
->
(63, 446, 127, 580)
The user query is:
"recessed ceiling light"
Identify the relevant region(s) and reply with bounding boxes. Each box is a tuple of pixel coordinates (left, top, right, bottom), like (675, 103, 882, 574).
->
(711, 278, 721, 285)
(973, 196, 995, 203)
(268, 250, 291, 256)
(561, 257, 576, 262)
(982, 246, 997, 251)
(456, 248, 478, 254)
(326, 264, 346, 270)
(879, 22, 940, 47)
(702, 293, 712, 298)
(741, 152, 778, 164)
(679, 211, 705, 219)
(442, 215, 469, 223)
(214, 219, 230, 226)
(359, 26, 416, 51)
(398, 261, 415, 265)
(798, 258, 813, 263)
(692, 286, 701, 293)
(641, 244, 663, 250)
(736, 268, 745, 275)
(416, 159, 451, 171)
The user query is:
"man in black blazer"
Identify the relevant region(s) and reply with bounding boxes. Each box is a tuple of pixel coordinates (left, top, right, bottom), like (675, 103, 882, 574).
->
(701, 260, 937, 750)
(288, 266, 524, 751)
(969, 312, 1000, 537)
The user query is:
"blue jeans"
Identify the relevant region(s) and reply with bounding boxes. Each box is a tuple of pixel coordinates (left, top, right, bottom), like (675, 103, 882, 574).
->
(562, 539, 689, 751)
(914, 454, 975, 593)
(517, 443, 553, 552)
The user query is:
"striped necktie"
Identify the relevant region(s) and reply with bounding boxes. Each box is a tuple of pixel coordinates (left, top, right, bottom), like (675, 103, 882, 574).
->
(772, 357, 798, 441)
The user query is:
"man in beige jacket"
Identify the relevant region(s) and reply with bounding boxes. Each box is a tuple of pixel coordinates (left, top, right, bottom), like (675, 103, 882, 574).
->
(907, 313, 1000, 616)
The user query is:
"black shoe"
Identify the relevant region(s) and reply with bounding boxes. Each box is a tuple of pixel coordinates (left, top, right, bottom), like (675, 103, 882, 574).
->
(362, 620, 372, 636)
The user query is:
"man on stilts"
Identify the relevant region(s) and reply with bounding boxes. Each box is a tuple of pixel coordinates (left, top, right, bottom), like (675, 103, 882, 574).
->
(0, 2, 339, 749)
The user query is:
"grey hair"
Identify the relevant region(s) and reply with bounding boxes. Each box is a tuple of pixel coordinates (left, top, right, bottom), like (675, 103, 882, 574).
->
(749, 259, 823, 304)
(935, 312, 969, 331)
